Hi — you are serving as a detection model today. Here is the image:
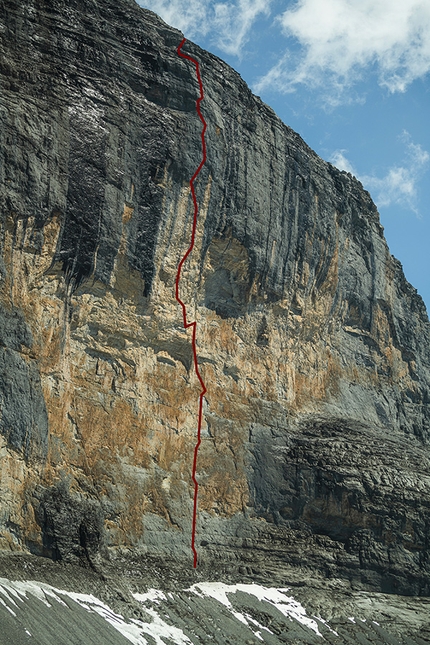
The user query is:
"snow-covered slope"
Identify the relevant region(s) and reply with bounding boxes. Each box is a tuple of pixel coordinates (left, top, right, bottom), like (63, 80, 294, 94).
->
(0, 577, 428, 645)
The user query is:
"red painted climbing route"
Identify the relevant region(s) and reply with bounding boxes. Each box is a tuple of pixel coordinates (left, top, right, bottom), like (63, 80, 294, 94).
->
(175, 37, 207, 568)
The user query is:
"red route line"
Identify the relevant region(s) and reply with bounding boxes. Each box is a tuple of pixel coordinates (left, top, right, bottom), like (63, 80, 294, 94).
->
(176, 37, 207, 568)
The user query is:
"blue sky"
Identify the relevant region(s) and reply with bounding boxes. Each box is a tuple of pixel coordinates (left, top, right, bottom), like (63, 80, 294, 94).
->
(137, 0, 430, 312)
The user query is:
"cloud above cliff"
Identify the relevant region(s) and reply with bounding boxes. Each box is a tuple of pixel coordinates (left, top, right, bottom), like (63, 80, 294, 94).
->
(140, 0, 209, 38)
(213, 0, 270, 56)
(330, 133, 429, 214)
(138, 0, 270, 56)
(255, 0, 430, 100)
(140, 0, 430, 100)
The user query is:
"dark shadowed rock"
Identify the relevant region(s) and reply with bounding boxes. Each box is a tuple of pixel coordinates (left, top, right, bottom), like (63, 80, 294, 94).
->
(33, 481, 104, 564)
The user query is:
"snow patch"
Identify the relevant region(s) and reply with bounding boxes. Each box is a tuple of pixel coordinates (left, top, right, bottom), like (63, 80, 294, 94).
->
(134, 589, 167, 604)
(0, 578, 338, 643)
(0, 579, 191, 645)
(188, 582, 323, 636)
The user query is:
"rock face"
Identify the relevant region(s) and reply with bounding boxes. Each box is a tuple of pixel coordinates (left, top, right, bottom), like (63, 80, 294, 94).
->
(1, 0, 430, 595)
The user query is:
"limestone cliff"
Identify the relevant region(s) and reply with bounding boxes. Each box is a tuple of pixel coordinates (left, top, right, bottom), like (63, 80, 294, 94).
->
(1, 0, 430, 595)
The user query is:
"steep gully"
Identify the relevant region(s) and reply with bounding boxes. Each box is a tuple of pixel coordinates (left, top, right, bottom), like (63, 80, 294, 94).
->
(175, 38, 208, 568)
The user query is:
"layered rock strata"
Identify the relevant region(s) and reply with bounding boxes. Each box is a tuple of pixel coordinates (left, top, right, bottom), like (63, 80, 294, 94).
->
(0, 0, 429, 594)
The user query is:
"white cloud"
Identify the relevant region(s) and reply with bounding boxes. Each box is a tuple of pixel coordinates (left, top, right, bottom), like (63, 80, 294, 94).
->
(137, 0, 269, 56)
(330, 133, 429, 213)
(255, 0, 430, 99)
(137, 0, 211, 38)
(363, 167, 417, 209)
(213, 0, 270, 57)
(328, 149, 355, 174)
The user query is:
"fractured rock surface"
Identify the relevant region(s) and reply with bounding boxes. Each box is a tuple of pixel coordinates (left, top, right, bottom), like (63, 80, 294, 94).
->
(0, 0, 429, 599)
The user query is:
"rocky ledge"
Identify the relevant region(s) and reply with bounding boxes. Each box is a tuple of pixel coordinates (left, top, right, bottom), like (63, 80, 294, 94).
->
(0, 552, 430, 644)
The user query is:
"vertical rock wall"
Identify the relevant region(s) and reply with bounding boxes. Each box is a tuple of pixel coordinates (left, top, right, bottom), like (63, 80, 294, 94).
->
(0, 0, 429, 593)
